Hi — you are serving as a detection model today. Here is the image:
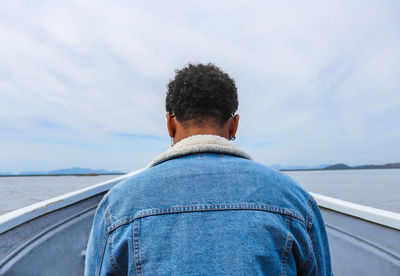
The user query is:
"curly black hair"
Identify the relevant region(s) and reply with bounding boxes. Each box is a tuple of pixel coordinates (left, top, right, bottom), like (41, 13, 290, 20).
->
(166, 63, 238, 126)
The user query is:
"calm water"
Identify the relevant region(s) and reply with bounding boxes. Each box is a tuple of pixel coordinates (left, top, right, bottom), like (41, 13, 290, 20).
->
(0, 169, 399, 216)
(285, 169, 400, 213)
(0, 175, 117, 215)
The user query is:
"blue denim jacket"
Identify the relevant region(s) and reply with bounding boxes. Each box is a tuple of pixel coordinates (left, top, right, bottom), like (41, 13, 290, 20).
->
(85, 136, 332, 275)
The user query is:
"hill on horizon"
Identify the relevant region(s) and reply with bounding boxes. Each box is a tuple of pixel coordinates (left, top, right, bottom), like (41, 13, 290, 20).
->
(0, 167, 125, 176)
(1, 162, 400, 175)
(323, 163, 400, 170)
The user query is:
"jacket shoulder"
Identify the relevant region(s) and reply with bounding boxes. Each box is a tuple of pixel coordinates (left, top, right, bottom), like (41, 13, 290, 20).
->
(105, 156, 315, 228)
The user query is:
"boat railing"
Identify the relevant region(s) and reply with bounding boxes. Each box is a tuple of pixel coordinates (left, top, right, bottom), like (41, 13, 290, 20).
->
(310, 192, 400, 230)
(0, 169, 399, 275)
(1, 168, 399, 234)
(0, 168, 145, 234)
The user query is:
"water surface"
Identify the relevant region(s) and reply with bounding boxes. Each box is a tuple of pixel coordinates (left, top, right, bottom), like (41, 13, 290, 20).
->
(285, 168, 400, 213)
(0, 175, 117, 215)
(0, 169, 399, 216)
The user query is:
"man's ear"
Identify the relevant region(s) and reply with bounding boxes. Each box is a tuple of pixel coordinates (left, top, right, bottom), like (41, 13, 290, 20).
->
(230, 114, 239, 139)
(166, 113, 176, 138)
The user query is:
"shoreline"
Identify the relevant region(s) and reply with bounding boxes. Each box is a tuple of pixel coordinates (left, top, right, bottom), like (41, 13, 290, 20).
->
(2, 167, 400, 176)
(281, 167, 400, 172)
(0, 173, 125, 177)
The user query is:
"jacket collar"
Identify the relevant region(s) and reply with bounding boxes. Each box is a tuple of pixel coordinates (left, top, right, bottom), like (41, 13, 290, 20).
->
(147, 134, 252, 168)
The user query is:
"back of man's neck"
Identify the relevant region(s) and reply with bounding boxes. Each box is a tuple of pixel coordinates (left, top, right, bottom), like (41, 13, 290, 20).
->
(173, 127, 229, 144)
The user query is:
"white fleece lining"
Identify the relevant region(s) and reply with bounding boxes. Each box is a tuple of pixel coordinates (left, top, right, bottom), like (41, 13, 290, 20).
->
(147, 134, 252, 168)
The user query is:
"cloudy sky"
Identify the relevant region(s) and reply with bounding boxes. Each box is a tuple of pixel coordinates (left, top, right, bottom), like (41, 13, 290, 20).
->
(1, 1, 399, 173)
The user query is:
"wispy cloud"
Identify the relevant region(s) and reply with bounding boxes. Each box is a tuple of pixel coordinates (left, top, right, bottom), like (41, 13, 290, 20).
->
(0, 0, 399, 172)
(112, 132, 165, 141)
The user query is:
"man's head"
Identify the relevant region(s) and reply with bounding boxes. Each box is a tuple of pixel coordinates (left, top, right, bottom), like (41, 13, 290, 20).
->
(165, 63, 239, 143)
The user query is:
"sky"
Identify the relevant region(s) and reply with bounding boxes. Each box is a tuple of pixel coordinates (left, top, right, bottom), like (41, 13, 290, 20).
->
(1, 1, 399, 173)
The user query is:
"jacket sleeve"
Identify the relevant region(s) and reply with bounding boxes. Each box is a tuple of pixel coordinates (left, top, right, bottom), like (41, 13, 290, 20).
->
(84, 194, 116, 276)
(308, 196, 334, 275)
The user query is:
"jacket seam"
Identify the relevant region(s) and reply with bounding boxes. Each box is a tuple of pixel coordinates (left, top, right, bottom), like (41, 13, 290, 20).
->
(306, 195, 315, 230)
(133, 220, 142, 276)
(305, 232, 316, 269)
(281, 231, 293, 276)
(96, 234, 109, 276)
(307, 198, 322, 276)
(281, 215, 292, 276)
(96, 196, 110, 276)
(283, 214, 290, 228)
(308, 218, 323, 276)
(147, 135, 252, 167)
(106, 203, 307, 233)
(104, 204, 112, 229)
(150, 152, 250, 167)
(108, 232, 124, 274)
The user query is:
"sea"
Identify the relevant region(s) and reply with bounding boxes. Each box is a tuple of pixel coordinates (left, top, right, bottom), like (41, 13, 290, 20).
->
(0, 169, 399, 216)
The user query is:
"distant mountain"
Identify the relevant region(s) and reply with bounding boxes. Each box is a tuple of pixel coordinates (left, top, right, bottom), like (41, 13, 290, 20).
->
(269, 162, 400, 171)
(0, 172, 13, 175)
(2, 162, 399, 175)
(323, 163, 351, 170)
(382, 163, 400, 168)
(48, 167, 124, 175)
(2, 167, 125, 176)
(18, 171, 45, 175)
(270, 164, 330, 170)
(353, 163, 400, 169)
(322, 163, 400, 170)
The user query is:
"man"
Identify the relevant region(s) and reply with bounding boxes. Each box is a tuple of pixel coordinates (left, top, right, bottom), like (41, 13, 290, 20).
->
(85, 63, 332, 275)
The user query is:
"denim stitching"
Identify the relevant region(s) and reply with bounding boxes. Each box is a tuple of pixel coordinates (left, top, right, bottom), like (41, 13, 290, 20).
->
(97, 197, 110, 276)
(306, 195, 315, 230)
(133, 221, 138, 275)
(108, 232, 124, 274)
(104, 205, 113, 230)
(282, 216, 292, 276)
(139, 204, 305, 222)
(305, 231, 316, 270)
(306, 198, 322, 276)
(133, 220, 142, 276)
(107, 203, 307, 233)
(97, 235, 109, 276)
(283, 215, 290, 228)
(309, 225, 322, 276)
(137, 222, 142, 276)
(281, 230, 293, 276)
(104, 195, 113, 226)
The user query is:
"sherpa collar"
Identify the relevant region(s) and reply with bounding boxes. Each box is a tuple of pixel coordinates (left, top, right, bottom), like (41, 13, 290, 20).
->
(147, 134, 252, 168)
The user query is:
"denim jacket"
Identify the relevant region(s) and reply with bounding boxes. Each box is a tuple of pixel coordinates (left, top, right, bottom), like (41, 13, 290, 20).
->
(85, 135, 332, 275)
